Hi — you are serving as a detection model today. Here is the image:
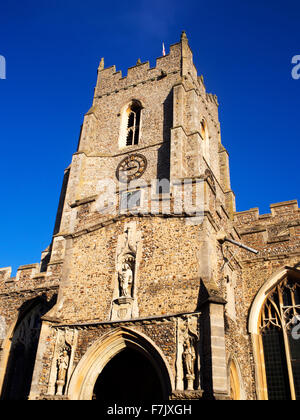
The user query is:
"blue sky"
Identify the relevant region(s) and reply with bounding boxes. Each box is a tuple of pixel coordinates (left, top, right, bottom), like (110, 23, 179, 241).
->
(0, 0, 299, 274)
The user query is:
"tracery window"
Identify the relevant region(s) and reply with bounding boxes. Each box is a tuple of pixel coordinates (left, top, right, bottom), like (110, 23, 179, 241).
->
(126, 102, 141, 146)
(119, 101, 142, 148)
(260, 277, 300, 400)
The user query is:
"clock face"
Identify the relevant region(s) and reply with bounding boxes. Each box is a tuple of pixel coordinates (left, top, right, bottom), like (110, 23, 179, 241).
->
(116, 154, 147, 183)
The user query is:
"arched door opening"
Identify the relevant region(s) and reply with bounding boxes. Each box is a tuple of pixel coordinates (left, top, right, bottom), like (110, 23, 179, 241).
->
(0, 295, 56, 400)
(92, 348, 164, 401)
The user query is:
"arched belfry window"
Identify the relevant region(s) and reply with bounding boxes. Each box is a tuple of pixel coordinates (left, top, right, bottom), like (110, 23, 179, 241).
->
(119, 101, 142, 148)
(200, 119, 207, 140)
(259, 277, 300, 400)
(200, 118, 210, 163)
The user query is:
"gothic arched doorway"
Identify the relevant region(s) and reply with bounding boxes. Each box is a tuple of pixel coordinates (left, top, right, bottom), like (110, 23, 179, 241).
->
(93, 348, 164, 401)
(0, 295, 56, 400)
(67, 328, 174, 400)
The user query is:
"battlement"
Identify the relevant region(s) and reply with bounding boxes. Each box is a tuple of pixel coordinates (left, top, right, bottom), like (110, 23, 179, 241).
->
(94, 32, 205, 99)
(234, 200, 299, 225)
(0, 267, 11, 282)
(94, 42, 181, 98)
(0, 261, 59, 293)
(0, 263, 39, 285)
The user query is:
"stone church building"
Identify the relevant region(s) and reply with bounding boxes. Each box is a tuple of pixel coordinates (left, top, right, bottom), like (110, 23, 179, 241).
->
(0, 32, 299, 401)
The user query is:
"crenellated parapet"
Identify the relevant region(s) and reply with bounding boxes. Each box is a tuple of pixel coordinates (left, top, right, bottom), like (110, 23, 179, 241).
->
(234, 200, 300, 226)
(92, 33, 219, 121)
(234, 200, 300, 260)
(94, 43, 182, 99)
(0, 261, 60, 294)
(0, 267, 11, 282)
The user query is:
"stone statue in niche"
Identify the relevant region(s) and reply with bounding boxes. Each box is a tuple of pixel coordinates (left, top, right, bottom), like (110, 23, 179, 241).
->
(56, 345, 70, 395)
(118, 254, 135, 298)
(182, 335, 196, 377)
(119, 262, 133, 297)
(110, 222, 141, 321)
(179, 316, 199, 391)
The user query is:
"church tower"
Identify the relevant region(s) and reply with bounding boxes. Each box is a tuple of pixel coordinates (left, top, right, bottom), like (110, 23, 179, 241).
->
(1, 32, 299, 401)
(5, 32, 291, 401)
(25, 31, 241, 400)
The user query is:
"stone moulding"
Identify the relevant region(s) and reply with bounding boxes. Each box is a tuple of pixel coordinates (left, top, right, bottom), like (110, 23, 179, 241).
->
(33, 394, 69, 400)
(61, 208, 222, 241)
(50, 310, 202, 330)
(170, 390, 203, 400)
(66, 326, 175, 400)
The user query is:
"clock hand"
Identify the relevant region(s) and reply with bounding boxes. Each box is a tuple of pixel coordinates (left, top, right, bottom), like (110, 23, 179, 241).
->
(121, 165, 138, 171)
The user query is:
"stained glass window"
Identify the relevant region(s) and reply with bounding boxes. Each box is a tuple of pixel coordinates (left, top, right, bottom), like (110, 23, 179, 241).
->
(260, 278, 300, 400)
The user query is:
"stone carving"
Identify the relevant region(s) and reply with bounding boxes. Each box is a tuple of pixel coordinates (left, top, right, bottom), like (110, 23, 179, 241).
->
(56, 344, 71, 395)
(182, 327, 198, 390)
(183, 334, 196, 377)
(116, 225, 136, 301)
(111, 222, 141, 321)
(48, 328, 78, 397)
(176, 315, 200, 391)
(118, 255, 135, 298)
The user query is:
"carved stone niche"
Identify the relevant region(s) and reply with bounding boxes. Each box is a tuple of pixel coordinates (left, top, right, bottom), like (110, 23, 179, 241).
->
(110, 222, 142, 321)
(48, 328, 78, 397)
(176, 314, 201, 393)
